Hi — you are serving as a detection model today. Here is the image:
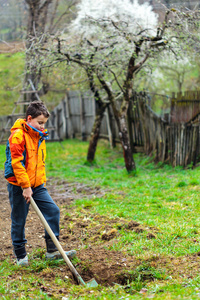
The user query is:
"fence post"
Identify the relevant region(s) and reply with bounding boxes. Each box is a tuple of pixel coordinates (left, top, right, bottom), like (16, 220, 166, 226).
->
(80, 93, 87, 141)
(65, 93, 74, 139)
(62, 99, 68, 139)
(105, 107, 113, 148)
(127, 101, 134, 153)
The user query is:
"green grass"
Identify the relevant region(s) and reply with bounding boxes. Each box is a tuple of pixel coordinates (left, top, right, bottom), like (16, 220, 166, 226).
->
(0, 52, 25, 114)
(1, 139, 200, 299)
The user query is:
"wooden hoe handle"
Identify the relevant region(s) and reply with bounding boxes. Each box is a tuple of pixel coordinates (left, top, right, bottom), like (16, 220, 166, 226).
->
(30, 196, 85, 285)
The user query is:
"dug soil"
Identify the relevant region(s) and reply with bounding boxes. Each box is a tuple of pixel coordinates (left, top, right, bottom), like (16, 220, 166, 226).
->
(0, 170, 140, 287)
(1, 170, 200, 292)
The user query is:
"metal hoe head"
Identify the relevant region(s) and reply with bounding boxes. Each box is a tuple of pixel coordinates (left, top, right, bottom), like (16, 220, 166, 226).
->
(86, 278, 98, 288)
(78, 275, 98, 287)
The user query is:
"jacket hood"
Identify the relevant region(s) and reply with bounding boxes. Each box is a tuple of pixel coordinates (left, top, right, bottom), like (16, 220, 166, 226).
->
(11, 118, 26, 132)
(11, 118, 48, 140)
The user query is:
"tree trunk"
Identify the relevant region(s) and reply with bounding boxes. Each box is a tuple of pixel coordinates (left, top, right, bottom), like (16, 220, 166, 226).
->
(24, 57, 42, 101)
(24, 0, 53, 103)
(96, 74, 136, 172)
(110, 98, 136, 172)
(118, 114, 136, 172)
(87, 102, 107, 162)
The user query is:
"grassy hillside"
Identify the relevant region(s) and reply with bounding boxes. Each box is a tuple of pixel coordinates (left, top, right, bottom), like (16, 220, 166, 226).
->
(0, 52, 66, 115)
(0, 52, 24, 115)
(0, 51, 87, 116)
(1, 139, 200, 299)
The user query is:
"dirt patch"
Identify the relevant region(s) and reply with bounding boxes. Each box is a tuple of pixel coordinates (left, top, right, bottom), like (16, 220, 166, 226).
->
(0, 170, 140, 286)
(1, 170, 200, 289)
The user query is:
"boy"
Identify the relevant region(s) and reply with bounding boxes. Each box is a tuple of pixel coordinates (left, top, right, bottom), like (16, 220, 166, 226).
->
(4, 101, 76, 266)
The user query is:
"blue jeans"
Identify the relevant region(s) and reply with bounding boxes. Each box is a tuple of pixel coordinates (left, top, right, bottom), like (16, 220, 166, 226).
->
(8, 183, 60, 248)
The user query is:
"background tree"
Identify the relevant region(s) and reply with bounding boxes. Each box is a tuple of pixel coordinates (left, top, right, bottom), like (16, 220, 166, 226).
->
(29, 0, 200, 172)
(0, 0, 27, 41)
(136, 49, 196, 105)
(43, 0, 160, 172)
(0, 0, 79, 41)
(23, 0, 78, 102)
(64, 2, 200, 171)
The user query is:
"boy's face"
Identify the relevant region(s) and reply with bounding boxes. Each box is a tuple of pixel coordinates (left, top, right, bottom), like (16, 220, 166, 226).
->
(27, 114, 48, 131)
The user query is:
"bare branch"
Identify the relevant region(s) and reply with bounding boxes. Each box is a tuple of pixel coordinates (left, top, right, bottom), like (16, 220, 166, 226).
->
(39, 0, 52, 15)
(50, 0, 79, 33)
(108, 68, 125, 94)
(48, 0, 59, 32)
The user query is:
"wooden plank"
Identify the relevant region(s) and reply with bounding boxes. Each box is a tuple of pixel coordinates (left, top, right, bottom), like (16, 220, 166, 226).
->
(65, 93, 75, 139)
(105, 107, 113, 149)
(80, 93, 87, 141)
(20, 90, 39, 94)
(127, 102, 134, 152)
(15, 101, 32, 105)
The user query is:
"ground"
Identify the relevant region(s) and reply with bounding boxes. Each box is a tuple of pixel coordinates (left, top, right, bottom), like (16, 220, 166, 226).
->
(1, 170, 200, 297)
(0, 170, 140, 287)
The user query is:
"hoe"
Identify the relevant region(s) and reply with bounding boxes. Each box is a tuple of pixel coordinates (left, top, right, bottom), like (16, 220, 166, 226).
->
(30, 196, 98, 288)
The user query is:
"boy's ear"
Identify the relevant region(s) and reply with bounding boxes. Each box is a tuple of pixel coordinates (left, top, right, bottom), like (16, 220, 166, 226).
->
(27, 115, 32, 122)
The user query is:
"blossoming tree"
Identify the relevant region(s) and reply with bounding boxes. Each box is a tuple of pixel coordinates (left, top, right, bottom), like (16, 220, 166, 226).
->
(43, 0, 198, 172)
(65, 0, 159, 172)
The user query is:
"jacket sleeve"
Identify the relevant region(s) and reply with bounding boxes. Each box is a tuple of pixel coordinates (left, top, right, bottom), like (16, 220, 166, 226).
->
(9, 129, 31, 189)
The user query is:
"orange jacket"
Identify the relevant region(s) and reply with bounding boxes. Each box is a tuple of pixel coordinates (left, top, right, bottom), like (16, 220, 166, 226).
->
(4, 119, 48, 189)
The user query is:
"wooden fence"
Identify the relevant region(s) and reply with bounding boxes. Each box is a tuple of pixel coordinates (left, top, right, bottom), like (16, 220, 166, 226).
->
(137, 93, 200, 167)
(46, 90, 119, 142)
(0, 90, 119, 144)
(51, 90, 200, 168)
(171, 91, 200, 123)
(1, 90, 200, 167)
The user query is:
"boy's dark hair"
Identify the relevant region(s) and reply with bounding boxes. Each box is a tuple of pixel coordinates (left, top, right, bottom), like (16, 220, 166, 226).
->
(25, 101, 50, 120)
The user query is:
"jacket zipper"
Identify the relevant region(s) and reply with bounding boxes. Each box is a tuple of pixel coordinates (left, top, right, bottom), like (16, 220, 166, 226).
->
(42, 149, 44, 162)
(34, 140, 39, 187)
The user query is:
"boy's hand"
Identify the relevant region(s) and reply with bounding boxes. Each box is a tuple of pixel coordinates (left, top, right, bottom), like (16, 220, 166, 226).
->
(23, 187, 33, 204)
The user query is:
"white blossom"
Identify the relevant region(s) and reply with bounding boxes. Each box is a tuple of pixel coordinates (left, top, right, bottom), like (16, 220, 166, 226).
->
(71, 0, 158, 37)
